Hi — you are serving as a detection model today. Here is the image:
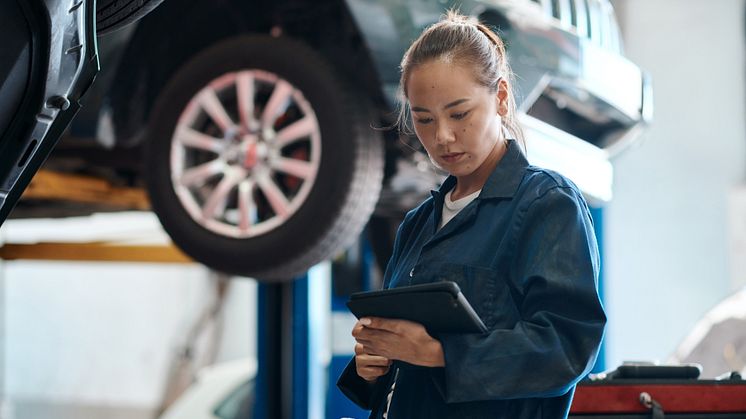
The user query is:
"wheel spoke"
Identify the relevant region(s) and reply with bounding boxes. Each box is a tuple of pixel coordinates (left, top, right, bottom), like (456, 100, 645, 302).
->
(274, 116, 316, 149)
(272, 157, 314, 180)
(198, 87, 234, 132)
(173, 71, 322, 238)
(257, 174, 290, 217)
(180, 159, 225, 186)
(202, 170, 242, 220)
(237, 180, 255, 230)
(237, 71, 255, 130)
(261, 79, 293, 129)
(176, 126, 224, 153)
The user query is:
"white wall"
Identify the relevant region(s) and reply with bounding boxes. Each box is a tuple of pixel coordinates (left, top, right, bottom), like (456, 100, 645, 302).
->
(0, 214, 256, 419)
(606, 0, 746, 368)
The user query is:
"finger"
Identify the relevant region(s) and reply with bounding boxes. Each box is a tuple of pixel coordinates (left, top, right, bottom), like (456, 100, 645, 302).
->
(355, 338, 382, 353)
(352, 325, 371, 340)
(354, 342, 386, 357)
(356, 355, 391, 373)
(357, 341, 384, 358)
(355, 330, 399, 357)
(360, 342, 391, 360)
(360, 317, 399, 332)
(351, 322, 366, 338)
(357, 354, 392, 367)
(365, 365, 390, 374)
(356, 350, 391, 367)
(355, 326, 396, 343)
(364, 317, 422, 334)
(358, 365, 390, 380)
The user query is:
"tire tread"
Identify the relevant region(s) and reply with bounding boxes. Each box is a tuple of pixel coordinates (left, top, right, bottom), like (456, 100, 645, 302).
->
(96, 0, 163, 35)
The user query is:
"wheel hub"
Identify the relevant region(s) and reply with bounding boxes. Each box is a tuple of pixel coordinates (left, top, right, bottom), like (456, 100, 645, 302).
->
(170, 70, 321, 238)
(242, 140, 258, 169)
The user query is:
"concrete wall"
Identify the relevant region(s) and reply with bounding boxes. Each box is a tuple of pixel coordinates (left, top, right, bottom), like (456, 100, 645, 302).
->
(606, 0, 746, 369)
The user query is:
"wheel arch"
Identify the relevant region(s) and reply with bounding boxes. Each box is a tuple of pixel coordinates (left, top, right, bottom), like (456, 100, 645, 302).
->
(105, 0, 389, 147)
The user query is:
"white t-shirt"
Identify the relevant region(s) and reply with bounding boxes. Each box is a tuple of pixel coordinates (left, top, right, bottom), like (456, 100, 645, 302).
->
(439, 188, 481, 229)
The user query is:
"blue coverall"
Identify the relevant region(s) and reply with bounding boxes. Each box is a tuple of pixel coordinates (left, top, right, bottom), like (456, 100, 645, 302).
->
(338, 139, 607, 418)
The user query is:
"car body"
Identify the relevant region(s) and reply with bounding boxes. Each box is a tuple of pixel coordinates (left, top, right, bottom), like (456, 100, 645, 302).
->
(1, 0, 651, 280)
(0, 0, 99, 224)
(158, 358, 256, 419)
(0, 0, 163, 222)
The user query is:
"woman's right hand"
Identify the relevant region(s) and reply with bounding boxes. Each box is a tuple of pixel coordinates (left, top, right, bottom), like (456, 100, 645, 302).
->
(354, 342, 392, 382)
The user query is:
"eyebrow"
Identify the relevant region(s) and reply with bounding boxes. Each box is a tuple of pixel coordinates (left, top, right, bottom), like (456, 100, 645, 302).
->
(411, 98, 469, 113)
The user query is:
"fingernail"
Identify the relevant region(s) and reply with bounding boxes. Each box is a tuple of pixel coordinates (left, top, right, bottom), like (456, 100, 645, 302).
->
(360, 318, 371, 326)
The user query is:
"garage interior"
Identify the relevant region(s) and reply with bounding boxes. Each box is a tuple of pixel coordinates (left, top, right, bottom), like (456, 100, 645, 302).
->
(1, 0, 746, 418)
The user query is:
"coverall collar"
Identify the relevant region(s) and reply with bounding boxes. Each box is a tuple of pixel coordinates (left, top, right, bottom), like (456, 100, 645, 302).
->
(431, 139, 528, 201)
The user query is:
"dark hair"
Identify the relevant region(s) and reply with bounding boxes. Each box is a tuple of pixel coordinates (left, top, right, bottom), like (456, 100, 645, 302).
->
(397, 10, 524, 147)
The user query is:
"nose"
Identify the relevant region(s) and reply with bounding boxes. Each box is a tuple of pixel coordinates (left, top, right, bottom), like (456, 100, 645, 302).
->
(435, 121, 455, 145)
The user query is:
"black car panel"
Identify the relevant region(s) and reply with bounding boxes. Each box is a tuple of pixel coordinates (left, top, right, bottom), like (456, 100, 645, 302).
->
(0, 0, 99, 224)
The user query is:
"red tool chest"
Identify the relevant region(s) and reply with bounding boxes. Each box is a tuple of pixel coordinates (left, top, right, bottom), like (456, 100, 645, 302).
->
(569, 366, 746, 418)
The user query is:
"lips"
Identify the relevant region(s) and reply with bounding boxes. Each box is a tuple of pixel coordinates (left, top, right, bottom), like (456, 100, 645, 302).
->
(440, 152, 465, 163)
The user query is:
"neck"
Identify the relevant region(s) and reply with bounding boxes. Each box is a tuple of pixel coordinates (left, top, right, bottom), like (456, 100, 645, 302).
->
(452, 139, 508, 199)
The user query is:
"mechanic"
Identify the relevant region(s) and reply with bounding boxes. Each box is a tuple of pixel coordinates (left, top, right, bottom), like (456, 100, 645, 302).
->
(337, 10, 607, 419)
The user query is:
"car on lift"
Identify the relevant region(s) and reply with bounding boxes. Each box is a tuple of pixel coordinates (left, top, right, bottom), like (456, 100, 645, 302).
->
(1, 0, 163, 224)
(1, 0, 651, 281)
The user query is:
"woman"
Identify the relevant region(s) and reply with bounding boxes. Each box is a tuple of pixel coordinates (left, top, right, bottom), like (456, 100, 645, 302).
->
(338, 11, 606, 419)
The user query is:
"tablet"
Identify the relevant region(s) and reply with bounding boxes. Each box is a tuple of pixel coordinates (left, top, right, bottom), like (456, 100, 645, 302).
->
(346, 281, 487, 334)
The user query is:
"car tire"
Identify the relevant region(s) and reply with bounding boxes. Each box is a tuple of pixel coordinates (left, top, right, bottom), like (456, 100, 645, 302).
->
(144, 35, 384, 281)
(96, 0, 164, 35)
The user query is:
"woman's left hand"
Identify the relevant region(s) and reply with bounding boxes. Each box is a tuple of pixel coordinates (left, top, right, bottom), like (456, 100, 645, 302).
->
(352, 317, 445, 367)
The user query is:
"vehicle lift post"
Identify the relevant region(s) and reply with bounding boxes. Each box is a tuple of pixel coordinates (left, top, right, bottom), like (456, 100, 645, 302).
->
(253, 265, 330, 419)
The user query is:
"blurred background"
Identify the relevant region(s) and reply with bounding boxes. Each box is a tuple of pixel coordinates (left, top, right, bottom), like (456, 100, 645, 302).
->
(1, 0, 745, 418)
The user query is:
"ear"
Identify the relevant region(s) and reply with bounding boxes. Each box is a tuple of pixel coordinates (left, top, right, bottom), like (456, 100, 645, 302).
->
(495, 78, 509, 117)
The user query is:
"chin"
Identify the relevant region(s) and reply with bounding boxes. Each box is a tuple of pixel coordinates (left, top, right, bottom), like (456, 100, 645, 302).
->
(446, 166, 476, 178)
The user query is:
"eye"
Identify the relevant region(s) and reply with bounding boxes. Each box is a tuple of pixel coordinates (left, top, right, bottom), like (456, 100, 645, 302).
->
(451, 111, 469, 120)
(415, 117, 433, 125)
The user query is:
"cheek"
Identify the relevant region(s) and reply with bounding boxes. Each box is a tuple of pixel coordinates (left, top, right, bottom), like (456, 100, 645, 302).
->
(460, 123, 492, 159)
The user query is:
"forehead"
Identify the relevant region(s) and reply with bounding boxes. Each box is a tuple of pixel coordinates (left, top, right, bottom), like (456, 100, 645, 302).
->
(407, 59, 488, 107)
